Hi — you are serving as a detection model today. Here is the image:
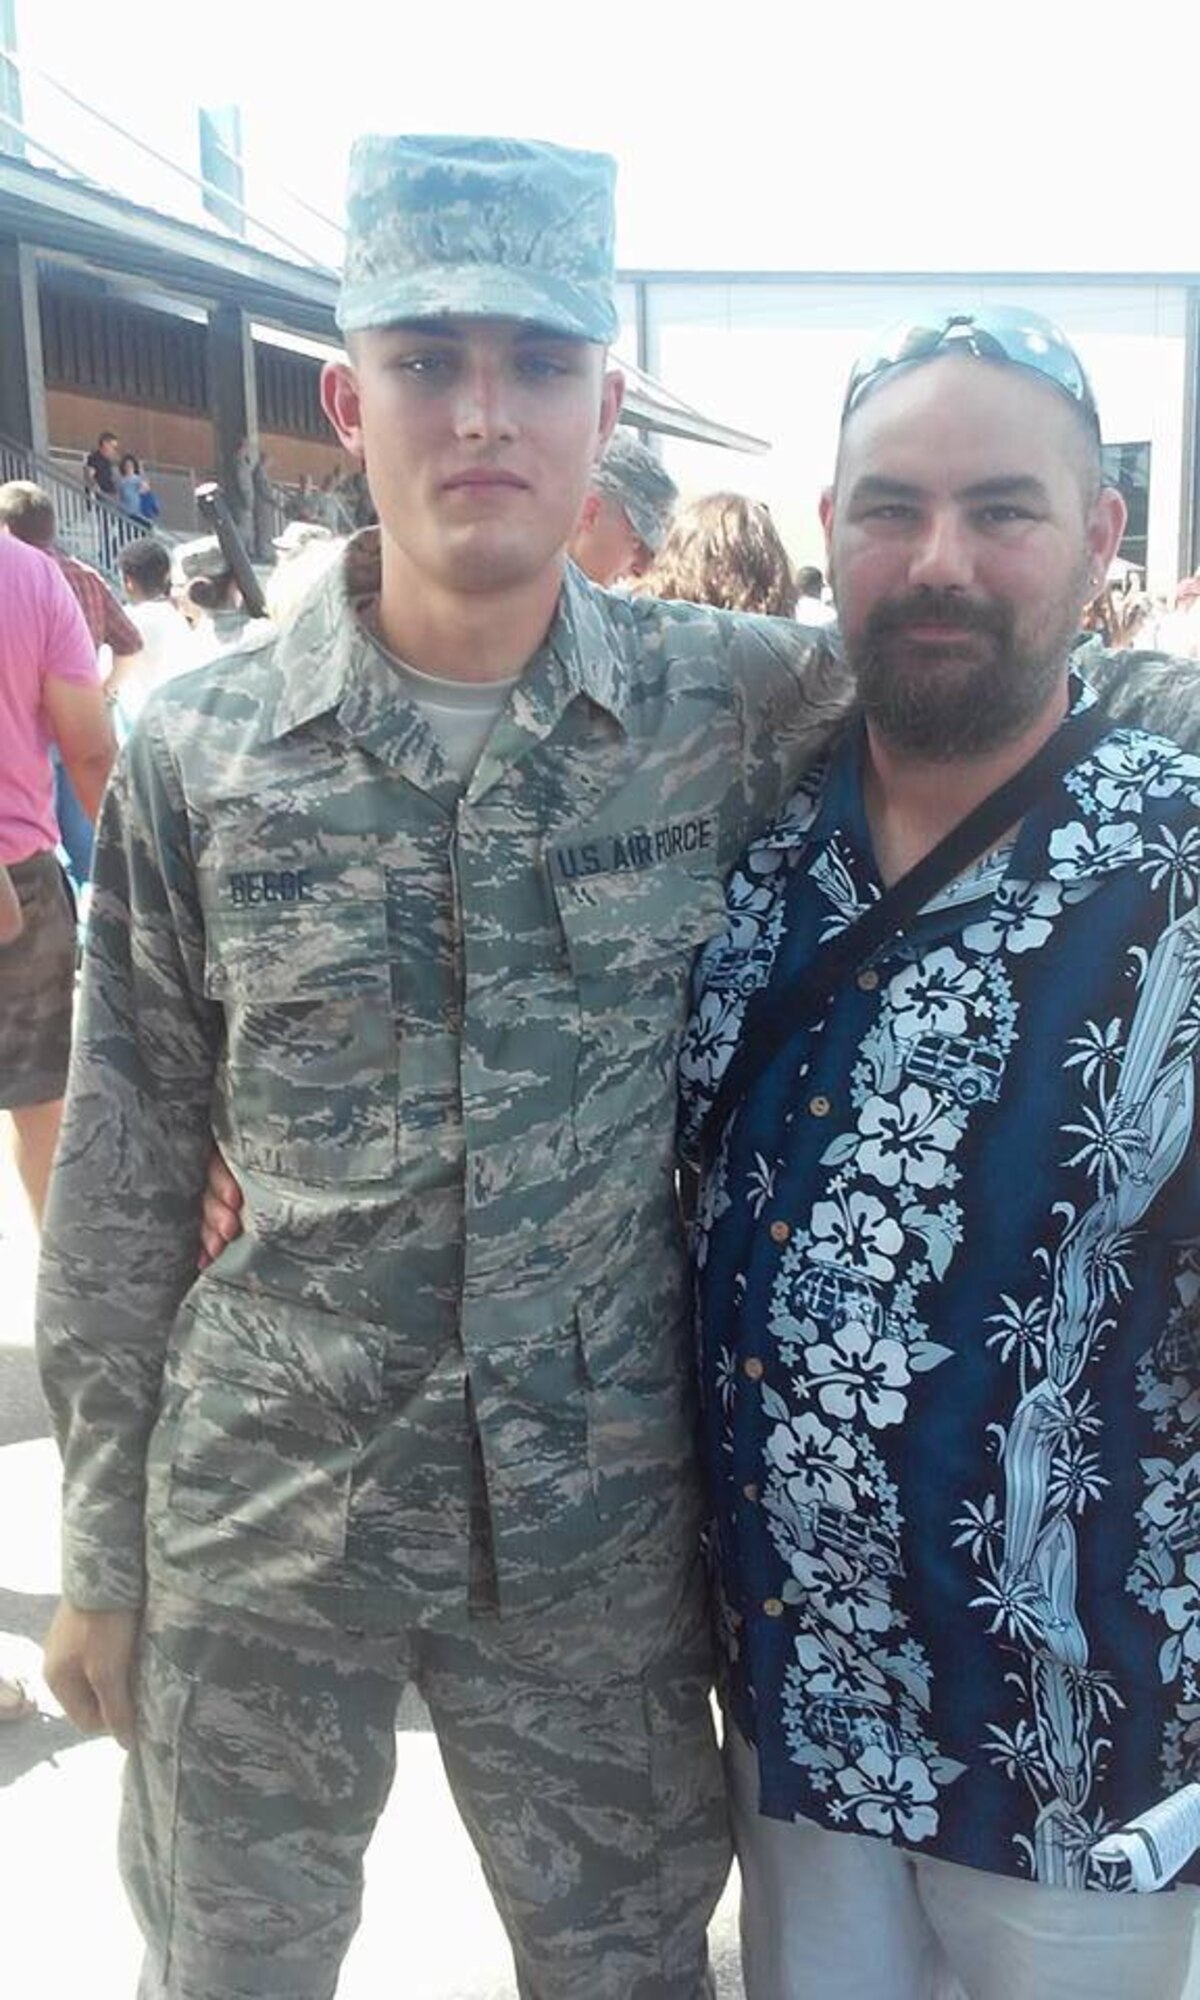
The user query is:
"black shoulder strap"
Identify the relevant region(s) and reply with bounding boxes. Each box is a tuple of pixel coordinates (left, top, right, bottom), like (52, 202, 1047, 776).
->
(698, 700, 1112, 1159)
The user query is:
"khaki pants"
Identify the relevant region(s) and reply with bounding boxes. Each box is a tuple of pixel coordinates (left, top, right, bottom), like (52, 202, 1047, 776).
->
(122, 1566, 728, 2000)
(727, 1728, 1199, 2000)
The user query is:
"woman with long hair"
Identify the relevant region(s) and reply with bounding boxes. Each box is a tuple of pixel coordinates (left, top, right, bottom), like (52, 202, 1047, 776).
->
(634, 491, 797, 617)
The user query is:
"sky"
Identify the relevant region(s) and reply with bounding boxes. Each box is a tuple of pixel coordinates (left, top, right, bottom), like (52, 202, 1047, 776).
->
(11, 0, 1200, 277)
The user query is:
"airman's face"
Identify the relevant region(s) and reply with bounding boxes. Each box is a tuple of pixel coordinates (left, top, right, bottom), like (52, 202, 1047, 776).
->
(323, 318, 623, 598)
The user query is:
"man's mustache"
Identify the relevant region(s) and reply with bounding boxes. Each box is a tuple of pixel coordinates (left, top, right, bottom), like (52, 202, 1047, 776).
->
(862, 591, 1011, 645)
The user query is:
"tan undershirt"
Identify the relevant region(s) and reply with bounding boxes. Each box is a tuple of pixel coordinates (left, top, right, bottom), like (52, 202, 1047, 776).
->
(363, 619, 518, 783)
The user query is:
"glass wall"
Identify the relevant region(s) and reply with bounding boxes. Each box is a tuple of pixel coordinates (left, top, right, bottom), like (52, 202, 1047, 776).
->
(632, 276, 1190, 591)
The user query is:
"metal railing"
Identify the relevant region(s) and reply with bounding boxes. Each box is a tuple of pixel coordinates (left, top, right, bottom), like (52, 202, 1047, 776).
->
(46, 447, 200, 539)
(0, 432, 180, 579)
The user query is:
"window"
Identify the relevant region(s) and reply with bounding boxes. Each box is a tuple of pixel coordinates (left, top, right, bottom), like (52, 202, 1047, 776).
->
(1101, 441, 1150, 573)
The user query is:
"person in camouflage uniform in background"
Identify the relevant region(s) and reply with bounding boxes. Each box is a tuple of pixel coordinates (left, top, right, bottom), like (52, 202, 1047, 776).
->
(569, 428, 678, 585)
(35, 134, 850, 2000)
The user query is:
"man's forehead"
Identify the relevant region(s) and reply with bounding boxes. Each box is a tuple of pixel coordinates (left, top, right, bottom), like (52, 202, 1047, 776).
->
(852, 349, 1071, 426)
(839, 352, 1082, 475)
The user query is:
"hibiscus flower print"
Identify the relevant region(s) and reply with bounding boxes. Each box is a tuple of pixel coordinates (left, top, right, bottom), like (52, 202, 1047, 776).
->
(1141, 1454, 1200, 1541)
(1160, 1551, 1200, 1666)
(678, 988, 743, 1094)
(1048, 820, 1140, 879)
(805, 1318, 911, 1430)
(792, 1625, 892, 1704)
(766, 1411, 858, 1513)
(962, 881, 1065, 957)
(809, 1190, 904, 1282)
(787, 1546, 893, 1638)
(720, 871, 785, 959)
(888, 948, 985, 1040)
(857, 1084, 961, 1191)
(835, 1746, 940, 1842)
(1089, 738, 1186, 815)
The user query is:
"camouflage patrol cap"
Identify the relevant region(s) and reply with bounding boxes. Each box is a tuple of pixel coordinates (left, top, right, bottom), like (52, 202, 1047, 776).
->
(592, 430, 678, 552)
(337, 134, 619, 344)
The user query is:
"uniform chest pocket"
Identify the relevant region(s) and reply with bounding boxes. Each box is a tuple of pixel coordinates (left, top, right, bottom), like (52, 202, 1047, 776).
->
(203, 901, 397, 1184)
(551, 862, 729, 1148)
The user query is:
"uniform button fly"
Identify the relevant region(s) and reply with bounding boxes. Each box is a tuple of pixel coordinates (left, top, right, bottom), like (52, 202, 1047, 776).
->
(857, 968, 880, 992)
(763, 1598, 785, 1619)
(769, 1219, 791, 1245)
(743, 1357, 764, 1382)
(743, 1482, 759, 1503)
(809, 1094, 832, 1118)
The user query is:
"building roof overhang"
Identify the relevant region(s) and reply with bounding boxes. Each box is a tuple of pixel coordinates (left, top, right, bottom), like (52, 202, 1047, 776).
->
(3, 154, 768, 454)
(1, 153, 341, 336)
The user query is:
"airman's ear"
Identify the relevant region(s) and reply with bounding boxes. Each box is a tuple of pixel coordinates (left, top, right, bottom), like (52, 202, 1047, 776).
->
(321, 360, 364, 458)
(597, 368, 625, 458)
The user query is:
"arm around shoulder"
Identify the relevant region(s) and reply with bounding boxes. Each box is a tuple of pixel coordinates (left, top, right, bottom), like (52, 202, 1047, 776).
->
(725, 615, 854, 828)
(1085, 647, 1200, 752)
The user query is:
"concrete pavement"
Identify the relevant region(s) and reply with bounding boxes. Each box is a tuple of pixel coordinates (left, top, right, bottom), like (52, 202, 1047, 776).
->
(0, 1153, 745, 1998)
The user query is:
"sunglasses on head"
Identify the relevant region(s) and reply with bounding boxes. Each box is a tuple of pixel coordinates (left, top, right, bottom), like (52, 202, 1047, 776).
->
(841, 308, 1101, 437)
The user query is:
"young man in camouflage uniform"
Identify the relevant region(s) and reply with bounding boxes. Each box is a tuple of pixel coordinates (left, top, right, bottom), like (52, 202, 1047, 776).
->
(35, 135, 847, 2000)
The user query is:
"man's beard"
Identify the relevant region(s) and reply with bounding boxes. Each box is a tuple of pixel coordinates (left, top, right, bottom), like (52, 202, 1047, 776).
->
(848, 584, 1085, 760)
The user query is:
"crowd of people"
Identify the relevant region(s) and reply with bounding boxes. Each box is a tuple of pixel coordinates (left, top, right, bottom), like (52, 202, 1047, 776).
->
(6, 129, 1200, 2000)
(1082, 564, 1200, 657)
(80, 422, 362, 561)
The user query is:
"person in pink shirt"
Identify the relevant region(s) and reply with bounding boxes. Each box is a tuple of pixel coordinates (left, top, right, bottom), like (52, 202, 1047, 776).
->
(0, 529, 116, 1223)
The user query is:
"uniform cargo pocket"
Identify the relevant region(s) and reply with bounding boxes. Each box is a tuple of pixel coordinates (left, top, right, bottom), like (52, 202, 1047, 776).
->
(160, 1291, 384, 1559)
(204, 900, 397, 1183)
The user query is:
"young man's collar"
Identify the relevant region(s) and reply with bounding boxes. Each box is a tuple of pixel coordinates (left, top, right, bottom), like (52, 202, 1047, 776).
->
(268, 535, 633, 742)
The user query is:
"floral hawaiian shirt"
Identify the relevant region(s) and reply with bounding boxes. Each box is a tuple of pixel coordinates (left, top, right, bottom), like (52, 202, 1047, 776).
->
(680, 686, 1200, 1890)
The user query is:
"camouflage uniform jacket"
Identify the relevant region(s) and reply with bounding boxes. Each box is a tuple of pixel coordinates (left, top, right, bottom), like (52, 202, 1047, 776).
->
(37, 538, 849, 1633)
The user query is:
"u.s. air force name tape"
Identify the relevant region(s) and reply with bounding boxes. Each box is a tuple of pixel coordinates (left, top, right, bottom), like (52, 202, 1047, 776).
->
(549, 813, 717, 884)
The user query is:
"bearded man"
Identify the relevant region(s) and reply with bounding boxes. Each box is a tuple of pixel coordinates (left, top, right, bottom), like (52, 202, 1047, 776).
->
(682, 309, 1200, 2000)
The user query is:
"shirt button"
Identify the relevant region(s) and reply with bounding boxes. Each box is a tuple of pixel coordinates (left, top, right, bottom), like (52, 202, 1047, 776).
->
(857, 967, 880, 992)
(769, 1219, 791, 1245)
(743, 1357, 764, 1382)
(808, 1094, 832, 1118)
(763, 1597, 785, 1619)
(743, 1482, 759, 1503)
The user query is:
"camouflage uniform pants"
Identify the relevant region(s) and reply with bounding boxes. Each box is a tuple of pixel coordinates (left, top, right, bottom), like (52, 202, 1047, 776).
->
(123, 1561, 728, 2000)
